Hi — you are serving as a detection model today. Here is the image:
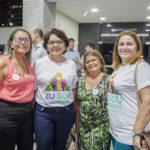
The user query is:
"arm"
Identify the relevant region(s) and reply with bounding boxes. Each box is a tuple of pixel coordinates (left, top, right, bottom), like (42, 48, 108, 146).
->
(73, 58, 84, 68)
(0, 56, 7, 83)
(75, 99, 80, 137)
(73, 88, 80, 137)
(133, 86, 150, 132)
(133, 86, 150, 149)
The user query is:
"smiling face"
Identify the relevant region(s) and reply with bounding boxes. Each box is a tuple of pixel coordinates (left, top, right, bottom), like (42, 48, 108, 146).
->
(118, 35, 137, 65)
(47, 34, 66, 57)
(85, 55, 102, 74)
(11, 31, 31, 56)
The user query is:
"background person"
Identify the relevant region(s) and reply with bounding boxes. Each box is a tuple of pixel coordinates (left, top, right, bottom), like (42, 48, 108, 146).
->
(107, 30, 150, 150)
(31, 27, 47, 65)
(84, 42, 95, 53)
(34, 28, 78, 150)
(78, 50, 110, 150)
(0, 28, 35, 150)
(80, 42, 95, 76)
(64, 38, 82, 72)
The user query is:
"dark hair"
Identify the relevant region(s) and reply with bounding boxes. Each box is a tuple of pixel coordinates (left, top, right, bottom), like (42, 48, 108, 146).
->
(85, 42, 95, 49)
(8, 28, 32, 61)
(43, 28, 69, 49)
(68, 38, 75, 42)
(33, 27, 43, 38)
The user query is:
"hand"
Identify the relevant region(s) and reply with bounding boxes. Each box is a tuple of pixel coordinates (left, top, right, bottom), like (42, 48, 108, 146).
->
(73, 57, 79, 63)
(141, 140, 148, 150)
(133, 136, 142, 150)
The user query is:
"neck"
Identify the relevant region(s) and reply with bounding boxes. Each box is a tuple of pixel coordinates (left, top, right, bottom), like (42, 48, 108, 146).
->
(12, 52, 26, 62)
(49, 55, 65, 63)
(34, 39, 42, 47)
(88, 71, 102, 79)
(121, 59, 129, 65)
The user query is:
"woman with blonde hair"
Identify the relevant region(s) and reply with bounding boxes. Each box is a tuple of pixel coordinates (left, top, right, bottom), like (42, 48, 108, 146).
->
(107, 30, 150, 150)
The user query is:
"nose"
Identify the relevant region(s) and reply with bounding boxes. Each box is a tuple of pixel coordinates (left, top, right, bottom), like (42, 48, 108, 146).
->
(53, 42, 58, 46)
(20, 40, 26, 44)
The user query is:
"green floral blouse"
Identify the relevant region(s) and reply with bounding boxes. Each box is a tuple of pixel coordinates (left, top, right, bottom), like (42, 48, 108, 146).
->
(78, 73, 110, 150)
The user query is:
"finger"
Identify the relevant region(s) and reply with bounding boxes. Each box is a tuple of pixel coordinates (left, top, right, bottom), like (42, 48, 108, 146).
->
(134, 145, 141, 150)
(141, 140, 147, 149)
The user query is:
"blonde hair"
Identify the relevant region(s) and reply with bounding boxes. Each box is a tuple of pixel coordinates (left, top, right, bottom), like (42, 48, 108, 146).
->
(84, 50, 106, 73)
(112, 30, 142, 69)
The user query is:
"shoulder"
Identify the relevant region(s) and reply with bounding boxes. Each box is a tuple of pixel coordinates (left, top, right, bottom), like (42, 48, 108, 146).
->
(34, 55, 48, 69)
(103, 73, 109, 78)
(79, 76, 85, 83)
(135, 60, 150, 73)
(66, 58, 76, 66)
(36, 55, 48, 64)
(0, 55, 10, 79)
(0, 55, 9, 68)
(138, 60, 150, 67)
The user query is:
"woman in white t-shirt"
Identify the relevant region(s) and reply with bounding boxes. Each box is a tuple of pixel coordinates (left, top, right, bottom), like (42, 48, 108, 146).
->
(107, 30, 150, 150)
(34, 28, 77, 150)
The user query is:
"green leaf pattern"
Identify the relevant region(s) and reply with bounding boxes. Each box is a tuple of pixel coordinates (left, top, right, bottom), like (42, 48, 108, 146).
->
(78, 74, 110, 150)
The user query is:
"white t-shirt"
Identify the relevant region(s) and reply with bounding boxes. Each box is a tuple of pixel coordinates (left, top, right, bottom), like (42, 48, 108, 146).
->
(107, 60, 150, 145)
(34, 56, 77, 107)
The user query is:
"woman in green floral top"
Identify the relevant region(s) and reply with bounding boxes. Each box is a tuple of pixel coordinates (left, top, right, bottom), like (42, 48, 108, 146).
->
(78, 50, 110, 150)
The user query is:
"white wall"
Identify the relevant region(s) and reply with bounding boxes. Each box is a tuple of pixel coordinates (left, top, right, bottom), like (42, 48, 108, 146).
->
(55, 11, 79, 50)
(0, 11, 79, 51)
(0, 27, 19, 45)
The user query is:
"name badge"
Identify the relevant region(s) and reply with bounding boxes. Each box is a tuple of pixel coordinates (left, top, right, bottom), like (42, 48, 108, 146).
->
(12, 74, 20, 80)
(92, 89, 99, 95)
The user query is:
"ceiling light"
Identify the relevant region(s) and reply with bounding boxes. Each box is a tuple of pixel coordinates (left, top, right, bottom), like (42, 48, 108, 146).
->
(106, 24, 112, 27)
(146, 16, 150, 20)
(100, 17, 106, 21)
(148, 6, 150, 10)
(91, 8, 99, 13)
(111, 29, 116, 32)
(9, 22, 13, 26)
(146, 24, 150, 27)
(145, 29, 150, 32)
(83, 11, 88, 16)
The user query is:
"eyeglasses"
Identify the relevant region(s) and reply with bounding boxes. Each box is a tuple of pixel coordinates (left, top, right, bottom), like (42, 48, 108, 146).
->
(48, 40, 64, 46)
(13, 37, 30, 44)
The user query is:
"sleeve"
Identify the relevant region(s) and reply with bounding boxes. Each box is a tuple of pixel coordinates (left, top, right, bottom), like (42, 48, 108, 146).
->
(137, 61, 150, 90)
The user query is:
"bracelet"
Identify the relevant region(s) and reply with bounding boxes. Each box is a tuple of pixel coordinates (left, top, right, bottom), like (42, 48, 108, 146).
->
(133, 131, 144, 137)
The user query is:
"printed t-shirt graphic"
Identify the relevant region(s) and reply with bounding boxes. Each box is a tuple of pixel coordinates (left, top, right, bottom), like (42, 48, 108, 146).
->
(107, 74, 122, 108)
(45, 72, 71, 105)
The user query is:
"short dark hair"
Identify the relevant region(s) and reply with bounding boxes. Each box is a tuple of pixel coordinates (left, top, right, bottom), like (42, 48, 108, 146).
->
(43, 28, 69, 49)
(68, 38, 75, 42)
(85, 42, 95, 49)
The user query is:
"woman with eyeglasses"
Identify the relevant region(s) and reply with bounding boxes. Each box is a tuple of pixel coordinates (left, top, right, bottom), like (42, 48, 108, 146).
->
(0, 28, 35, 150)
(34, 28, 77, 150)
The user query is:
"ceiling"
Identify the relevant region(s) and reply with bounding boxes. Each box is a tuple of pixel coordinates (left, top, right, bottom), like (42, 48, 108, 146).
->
(46, 0, 150, 23)
(0, 0, 22, 27)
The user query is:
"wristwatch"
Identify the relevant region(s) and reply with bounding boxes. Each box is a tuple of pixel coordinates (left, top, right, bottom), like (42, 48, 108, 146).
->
(133, 131, 144, 137)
